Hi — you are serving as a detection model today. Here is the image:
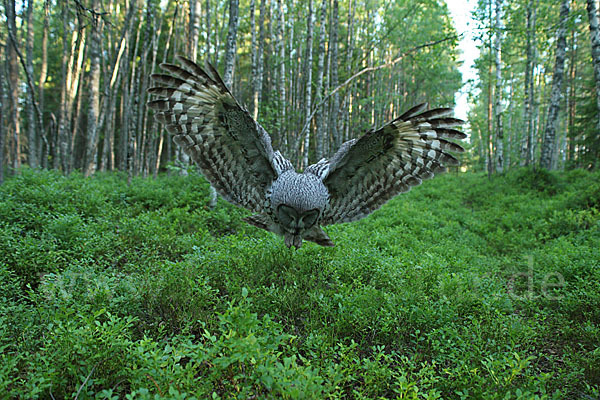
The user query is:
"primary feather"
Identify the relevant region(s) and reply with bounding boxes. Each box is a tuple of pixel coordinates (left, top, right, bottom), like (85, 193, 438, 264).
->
(148, 57, 465, 248)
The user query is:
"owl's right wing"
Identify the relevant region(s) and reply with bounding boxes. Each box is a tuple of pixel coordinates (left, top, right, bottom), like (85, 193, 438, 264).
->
(148, 56, 290, 212)
(311, 104, 466, 225)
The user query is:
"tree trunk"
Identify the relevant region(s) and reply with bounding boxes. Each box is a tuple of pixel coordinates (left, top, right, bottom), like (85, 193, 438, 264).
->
(485, 0, 493, 177)
(314, 0, 327, 160)
(587, 0, 600, 132)
(250, 0, 257, 116)
(205, 0, 211, 60)
(190, 0, 201, 60)
(343, 0, 355, 144)
(25, 0, 37, 168)
(567, 29, 577, 166)
(328, 0, 341, 150)
(520, 0, 538, 166)
(100, 1, 137, 172)
(5, 0, 21, 171)
(301, 0, 314, 169)
(540, 0, 569, 170)
(493, 0, 504, 174)
(84, 0, 104, 177)
(223, 0, 239, 88)
(0, 44, 5, 183)
(56, 5, 86, 173)
(275, 0, 287, 151)
(39, 0, 49, 168)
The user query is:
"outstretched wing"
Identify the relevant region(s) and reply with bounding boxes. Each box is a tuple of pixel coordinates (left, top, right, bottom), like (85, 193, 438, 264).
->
(148, 56, 288, 212)
(315, 103, 465, 225)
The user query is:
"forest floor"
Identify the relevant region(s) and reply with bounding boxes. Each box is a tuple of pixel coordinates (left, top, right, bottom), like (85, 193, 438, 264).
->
(1, 168, 599, 399)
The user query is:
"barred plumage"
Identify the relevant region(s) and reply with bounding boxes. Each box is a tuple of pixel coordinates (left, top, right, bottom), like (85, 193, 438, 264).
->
(148, 56, 465, 248)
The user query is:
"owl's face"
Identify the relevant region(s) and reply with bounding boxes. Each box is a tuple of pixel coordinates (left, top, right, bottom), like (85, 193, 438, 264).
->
(277, 204, 320, 235)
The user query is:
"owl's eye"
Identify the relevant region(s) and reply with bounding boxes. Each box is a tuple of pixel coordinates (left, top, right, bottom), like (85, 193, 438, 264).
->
(277, 204, 298, 226)
(301, 210, 319, 228)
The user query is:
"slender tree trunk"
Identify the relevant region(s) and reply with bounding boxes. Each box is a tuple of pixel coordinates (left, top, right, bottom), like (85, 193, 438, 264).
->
(485, 0, 493, 177)
(25, 0, 37, 168)
(5, 0, 21, 171)
(205, 0, 211, 60)
(506, 72, 514, 169)
(0, 44, 5, 183)
(135, 0, 154, 177)
(275, 0, 287, 151)
(328, 0, 341, 150)
(84, 0, 104, 177)
(301, 0, 314, 169)
(250, 0, 257, 116)
(314, 0, 327, 160)
(100, 1, 137, 171)
(190, 0, 201, 60)
(56, 6, 86, 173)
(541, 0, 569, 170)
(39, 0, 49, 168)
(567, 29, 577, 165)
(223, 0, 239, 88)
(69, 32, 88, 171)
(587, 0, 600, 132)
(493, 0, 504, 173)
(520, 0, 538, 166)
(343, 0, 355, 144)
(252, 0, 266, 120)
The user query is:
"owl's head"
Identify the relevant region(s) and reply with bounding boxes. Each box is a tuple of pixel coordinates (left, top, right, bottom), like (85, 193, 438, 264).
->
(270, 171, 329, 235)
(277, 204, 320, 234)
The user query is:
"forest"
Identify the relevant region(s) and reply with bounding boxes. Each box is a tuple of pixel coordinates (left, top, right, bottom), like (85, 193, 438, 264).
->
(1, 0, 599, 398)
(1, 0, 599, 175)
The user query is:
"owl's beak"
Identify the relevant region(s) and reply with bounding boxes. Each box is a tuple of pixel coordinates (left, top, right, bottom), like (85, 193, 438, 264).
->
(284, 234, 303, 249)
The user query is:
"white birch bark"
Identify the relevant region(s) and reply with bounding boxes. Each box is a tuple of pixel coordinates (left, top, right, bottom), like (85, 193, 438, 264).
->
(84, 0, 103, 177)
(493, 0, 504, 174)
(302, 0, 314, 168)
(587, 0, 600, 132)
(541, 0, 570, 169)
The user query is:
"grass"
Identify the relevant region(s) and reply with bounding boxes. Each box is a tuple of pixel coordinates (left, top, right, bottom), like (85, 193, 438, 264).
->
(0, 167, 599, 399)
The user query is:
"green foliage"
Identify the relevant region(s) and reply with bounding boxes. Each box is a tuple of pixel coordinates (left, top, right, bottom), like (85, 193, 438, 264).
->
(0, 169, 599, 398)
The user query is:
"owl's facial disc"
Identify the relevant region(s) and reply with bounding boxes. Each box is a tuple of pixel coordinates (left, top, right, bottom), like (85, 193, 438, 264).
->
(277, 204, 320, 233)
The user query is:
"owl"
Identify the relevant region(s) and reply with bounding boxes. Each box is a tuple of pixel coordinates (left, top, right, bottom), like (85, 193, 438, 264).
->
(148, 56, 465, 248)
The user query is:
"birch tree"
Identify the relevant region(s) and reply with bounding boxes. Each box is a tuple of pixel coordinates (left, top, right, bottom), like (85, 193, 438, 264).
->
(587, 0, 600, 132)
(314, 0, 327, 160)
(540, 0, 569, 170)
(39, 0, 49, 168)
(520, 0, 538, 166)
(328, 0, 341, 149)
(275, 0, 286, 150)
(25, 0, 37, 168)
(223, 0, 239, 88)
(493, 0, 504, 173)
(301, 0, 314, 168)
(252, 0, 266, 120)
(0, 43, 5, 183)
(84, 0, 104, 177)
(5, 0, 21, 170)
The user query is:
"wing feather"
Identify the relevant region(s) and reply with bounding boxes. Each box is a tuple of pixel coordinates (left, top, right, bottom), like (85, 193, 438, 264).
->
(316, 103, 465, 225)
(148, 56, 287, 212)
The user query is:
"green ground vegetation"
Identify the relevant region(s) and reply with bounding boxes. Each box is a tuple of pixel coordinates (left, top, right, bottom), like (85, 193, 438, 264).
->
(0, 168, 599, 399)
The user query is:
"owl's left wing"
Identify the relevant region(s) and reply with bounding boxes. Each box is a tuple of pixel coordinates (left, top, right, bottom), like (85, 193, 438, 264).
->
(148, 56, 286, 213)
(315, 104, 466, 225)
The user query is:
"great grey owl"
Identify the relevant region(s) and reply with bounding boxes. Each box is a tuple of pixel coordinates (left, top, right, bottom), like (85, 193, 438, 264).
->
(148, 56, 465, 248)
